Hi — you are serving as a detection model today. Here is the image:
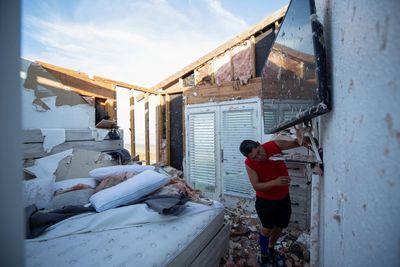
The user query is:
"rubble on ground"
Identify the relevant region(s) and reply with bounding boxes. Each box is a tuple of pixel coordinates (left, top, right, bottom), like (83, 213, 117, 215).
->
(219, 203, 310, 267)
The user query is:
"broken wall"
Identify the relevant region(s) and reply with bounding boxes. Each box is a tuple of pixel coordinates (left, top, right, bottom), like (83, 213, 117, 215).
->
(316, 0, 400, 266)
(20, 58, 95, 129)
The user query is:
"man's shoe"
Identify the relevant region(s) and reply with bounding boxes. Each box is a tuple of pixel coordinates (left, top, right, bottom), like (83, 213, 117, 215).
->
(257, 254, 273, 267)
(270, 250, 286, 267)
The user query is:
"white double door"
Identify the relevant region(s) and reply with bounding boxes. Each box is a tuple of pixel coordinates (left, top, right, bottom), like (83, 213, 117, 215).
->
(186, 99, 261, 199)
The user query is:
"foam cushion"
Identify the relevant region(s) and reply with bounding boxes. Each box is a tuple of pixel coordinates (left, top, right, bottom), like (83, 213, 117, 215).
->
(89, 164, 155, 181)
(89, 170, 169, 212)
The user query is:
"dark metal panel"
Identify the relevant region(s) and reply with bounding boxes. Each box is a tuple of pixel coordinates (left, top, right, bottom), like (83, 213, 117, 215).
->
(169, 94, 183, 170)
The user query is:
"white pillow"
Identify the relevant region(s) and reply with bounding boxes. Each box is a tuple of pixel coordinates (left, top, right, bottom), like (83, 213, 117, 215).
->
(54, 178, 98, 192)
(23, 176, 55, 209)
(89, 164, 155, 181)
(89, 170, 169, 212)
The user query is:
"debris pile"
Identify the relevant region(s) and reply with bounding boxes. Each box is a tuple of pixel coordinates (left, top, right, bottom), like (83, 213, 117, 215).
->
(219, 204, 310, 267)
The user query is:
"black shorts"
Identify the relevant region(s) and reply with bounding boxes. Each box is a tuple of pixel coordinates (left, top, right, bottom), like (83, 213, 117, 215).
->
(255, 194, 291, 229)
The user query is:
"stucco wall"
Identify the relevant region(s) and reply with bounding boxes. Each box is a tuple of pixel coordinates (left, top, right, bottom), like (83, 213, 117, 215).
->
(316, 0, 400, 266)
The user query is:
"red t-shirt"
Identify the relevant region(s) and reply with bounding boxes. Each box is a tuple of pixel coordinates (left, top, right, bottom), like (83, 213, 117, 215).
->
(245, 141, 289, 200)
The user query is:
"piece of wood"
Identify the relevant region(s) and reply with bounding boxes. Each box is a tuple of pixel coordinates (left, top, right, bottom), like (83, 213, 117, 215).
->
(251, 35, 256, 78)
(144, 93, 150, 165)
(183, 77, 262, 105)
(156, 95, 164, 162)
(136, 92, 146, 102)
(92, 76, 155, 94)
(130, 92, 136, 157)
(165, 94, 171, 165)
(95, 119, 118, 129)
(152, 5, 287, 91)
(36, 61, 116, 99)
(104, 99, 117, 122)
(22, 129, 114, 143)
(22, 139, 123, 159)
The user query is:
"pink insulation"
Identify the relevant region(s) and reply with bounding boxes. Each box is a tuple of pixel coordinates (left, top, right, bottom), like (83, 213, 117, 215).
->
(213, 51, 232, 86)
(232, 40, 254, 85)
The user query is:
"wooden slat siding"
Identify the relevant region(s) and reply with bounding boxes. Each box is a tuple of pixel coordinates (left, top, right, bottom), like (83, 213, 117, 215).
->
(22, 129, 115, 143)
(130, 92, 136, 157)
(152, 5, 287, 91)
(183, 77, 262, 105)
(145, 93, 150, 165)
(22, 139, 123, 160)
(166, 94, 171, 165)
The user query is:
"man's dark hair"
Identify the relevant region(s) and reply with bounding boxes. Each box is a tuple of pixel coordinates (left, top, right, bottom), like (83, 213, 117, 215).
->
(239, 140, 259, 157)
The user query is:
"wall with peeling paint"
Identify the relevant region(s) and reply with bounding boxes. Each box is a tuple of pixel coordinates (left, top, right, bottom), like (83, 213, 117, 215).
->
(315, 0, 400, 266)
(20, 58, 95, 129)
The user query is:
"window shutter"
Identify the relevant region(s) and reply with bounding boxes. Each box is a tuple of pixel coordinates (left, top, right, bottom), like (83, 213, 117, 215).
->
(187, 112, 217, 189)
(221, 106, 257, 197)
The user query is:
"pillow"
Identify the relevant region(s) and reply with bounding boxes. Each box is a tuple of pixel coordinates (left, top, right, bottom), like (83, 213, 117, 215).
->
(54, 178, 98, 192)
(46, 189, 95, 210)
(23, 176, 55, 209)
(89, 164, 155, 181)
(89, 170, 169, 212)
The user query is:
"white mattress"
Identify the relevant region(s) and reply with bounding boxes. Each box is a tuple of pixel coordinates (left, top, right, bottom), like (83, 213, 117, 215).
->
(25, 201, 225, 267)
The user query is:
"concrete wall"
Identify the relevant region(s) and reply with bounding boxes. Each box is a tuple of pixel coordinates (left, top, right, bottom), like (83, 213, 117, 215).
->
(316, 0, 400, 266)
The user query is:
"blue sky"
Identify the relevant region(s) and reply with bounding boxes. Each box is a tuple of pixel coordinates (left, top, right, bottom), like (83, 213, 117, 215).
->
(22, 0, 289, 87)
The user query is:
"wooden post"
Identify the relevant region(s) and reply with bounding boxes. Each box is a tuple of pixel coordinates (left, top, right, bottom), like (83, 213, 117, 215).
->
(144, 92, 150, 165)
(165, 94, 171, 165)
(251, 35, 256, 78)
(156, 94, 164, 163)
(129, 90, 136, 157)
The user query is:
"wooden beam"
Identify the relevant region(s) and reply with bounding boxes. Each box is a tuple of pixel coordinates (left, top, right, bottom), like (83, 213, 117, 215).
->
(104, 98, 117, 122)
(136, 92, 146, 102)
(94, 76, 156, 94)
(165, 94, 171, 165)
(251, 35, 256, 78)
(151, 5, 287, 91)
(130, 92, 136, 157)
(144, 93, 150, 165)
(183, 77, 262, 105)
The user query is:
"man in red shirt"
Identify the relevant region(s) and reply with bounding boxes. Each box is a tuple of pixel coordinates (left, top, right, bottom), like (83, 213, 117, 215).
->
(239, 138, 302, 267)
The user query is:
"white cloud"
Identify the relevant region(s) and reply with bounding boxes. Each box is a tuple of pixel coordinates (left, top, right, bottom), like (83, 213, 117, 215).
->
(23, 0, 250, 87)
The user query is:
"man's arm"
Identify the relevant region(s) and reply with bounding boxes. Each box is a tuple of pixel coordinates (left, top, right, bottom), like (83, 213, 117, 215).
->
(273, 139, 300, 151)
(246, 165, 290, 192)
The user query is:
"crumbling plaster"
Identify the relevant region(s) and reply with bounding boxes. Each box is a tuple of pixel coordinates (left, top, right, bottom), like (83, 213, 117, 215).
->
(316, 0, 400, 266)
(21, 59, 95, 129)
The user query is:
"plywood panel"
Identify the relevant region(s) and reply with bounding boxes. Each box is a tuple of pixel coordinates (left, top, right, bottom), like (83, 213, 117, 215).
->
(184, 78, 262, 105)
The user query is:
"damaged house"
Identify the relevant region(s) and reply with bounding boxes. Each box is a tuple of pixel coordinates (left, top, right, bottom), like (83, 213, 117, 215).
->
(1, 0, 399, 267)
